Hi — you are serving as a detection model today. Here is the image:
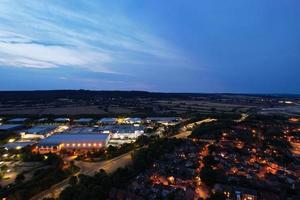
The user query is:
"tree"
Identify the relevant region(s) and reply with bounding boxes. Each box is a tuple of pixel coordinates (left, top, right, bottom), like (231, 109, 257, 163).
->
(69, 176, 77, 186)
(15, 173, 25, 184)
(200, 166, 217, 187)
(203, 155, 218, 167)
(136, 135, 150, 146)
(208, 192, 226, 200)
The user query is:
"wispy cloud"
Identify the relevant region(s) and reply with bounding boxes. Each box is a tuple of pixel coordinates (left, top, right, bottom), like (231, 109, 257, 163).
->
(0, 0, 186, 73)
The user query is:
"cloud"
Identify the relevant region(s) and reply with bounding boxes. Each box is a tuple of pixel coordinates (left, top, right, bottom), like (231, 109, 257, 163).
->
(0, 0, 186, 73)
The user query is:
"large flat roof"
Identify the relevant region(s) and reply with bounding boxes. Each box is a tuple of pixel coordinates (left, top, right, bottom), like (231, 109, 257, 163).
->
(23, 125, 59, 135)
(3, 141, 36, 149)
(38, 133, 109, 146)
(8, 118, 28, 122)
(0, 124, 23, 131)
(100, 125, 144, 133)
(99, 118, 117, 122)
(74, 118, 93, 123)
(64, 127, 99, 134)
(54, 118, 70, 122)
(125, 117, 141, 121)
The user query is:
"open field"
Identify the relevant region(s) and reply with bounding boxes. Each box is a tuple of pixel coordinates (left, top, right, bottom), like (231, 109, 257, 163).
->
(0, 91, 299, 117)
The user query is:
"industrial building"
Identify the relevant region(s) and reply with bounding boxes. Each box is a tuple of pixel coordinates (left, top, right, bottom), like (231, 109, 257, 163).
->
(63, 126, 100, 134)
(19, 125, 66, 140)
(145, 117, 182, 125)
(123, 117, 142, 124)
(34, 133, 110, 154)
(54, 118, 70, 123)
(8, 118, 28, 123)
(37, 118, 48, 122)
(98, 118, 117, 124)
(74, 118, 93, 124)
(0, 124, 24, 132)
(101, 125, 144, 145)
(3, 141, 36, 150)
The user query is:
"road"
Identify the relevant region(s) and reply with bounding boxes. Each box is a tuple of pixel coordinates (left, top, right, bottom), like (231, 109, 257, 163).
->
(30, 152, 133, 200)
(171, 131, 191, 139)
(31, 118, 217, 200)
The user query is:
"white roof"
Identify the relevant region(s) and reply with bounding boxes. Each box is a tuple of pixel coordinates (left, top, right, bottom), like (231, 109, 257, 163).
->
(99, 118, 117, 122)
(74, 118, 93, 123)
(3, 141, 36, 149)
(23, 125, 58, 135)
(8, 118, 28, 122)
(54, 118, 70, 122)
(38, 133, 109, 146)
(0, 124, 23, 131)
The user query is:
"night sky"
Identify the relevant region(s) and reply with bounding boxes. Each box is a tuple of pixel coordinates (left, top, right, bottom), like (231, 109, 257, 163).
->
(0, 0, 299, 93)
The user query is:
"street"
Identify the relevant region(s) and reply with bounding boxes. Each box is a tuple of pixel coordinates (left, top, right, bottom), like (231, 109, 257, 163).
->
(30, 151, 133, 200)
(30, 119, 216, 200)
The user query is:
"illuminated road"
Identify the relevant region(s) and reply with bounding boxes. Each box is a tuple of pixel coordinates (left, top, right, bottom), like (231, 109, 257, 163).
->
(30, 152, 133, 200)
(172, 131, 192, 139)
(31, 118, 218, 200)
(75, 152, 132, 176)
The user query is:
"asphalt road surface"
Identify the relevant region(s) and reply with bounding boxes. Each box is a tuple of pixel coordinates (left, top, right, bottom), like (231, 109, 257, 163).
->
(30, 152, 133, 200)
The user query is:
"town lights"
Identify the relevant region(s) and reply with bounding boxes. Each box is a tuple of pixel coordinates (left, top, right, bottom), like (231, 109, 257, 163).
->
(8, 138, 15, 143)
(167, 176, 175, 184)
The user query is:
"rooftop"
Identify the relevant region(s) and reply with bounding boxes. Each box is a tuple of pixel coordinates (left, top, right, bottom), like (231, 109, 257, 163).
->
(99, 118, 117, 123)
(64, 126, 100, 134)
(8, 118, 28, 123)
(54, 118, 70, 122)
(0, 124, 23, 131)
(23, 125, 59, 135)
(3, 141, 36, 150)
(38, 133, 110, 146)
(101, 125, 144, 133)
(74, 118, 93, 123)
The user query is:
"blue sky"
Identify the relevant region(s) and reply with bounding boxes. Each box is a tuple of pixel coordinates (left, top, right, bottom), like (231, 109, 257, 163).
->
(0, 0, 299, 93)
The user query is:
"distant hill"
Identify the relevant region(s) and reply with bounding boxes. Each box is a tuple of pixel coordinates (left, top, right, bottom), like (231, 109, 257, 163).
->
(0, 90, 298, 102)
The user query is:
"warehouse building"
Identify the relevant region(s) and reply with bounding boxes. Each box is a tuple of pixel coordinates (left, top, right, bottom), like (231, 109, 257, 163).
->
(34, 133, 110, 154)
(8, 118, 29, 123)
(54, 118, 70, 123)
(102, 125, 144, 146)
(145, 117, 182, 125)
(123, 117, 142, 124)
(0, 124, 24, 132)
(74, 118, 93, 124)
(63, 126, 99, 134)
(19, 125, 66, 140)
(3, 141, 36, 150)
(98, 118, 117, 124)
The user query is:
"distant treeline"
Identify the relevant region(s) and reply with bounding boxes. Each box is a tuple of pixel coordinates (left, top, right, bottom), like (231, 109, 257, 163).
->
(0, 90, 297, 102)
